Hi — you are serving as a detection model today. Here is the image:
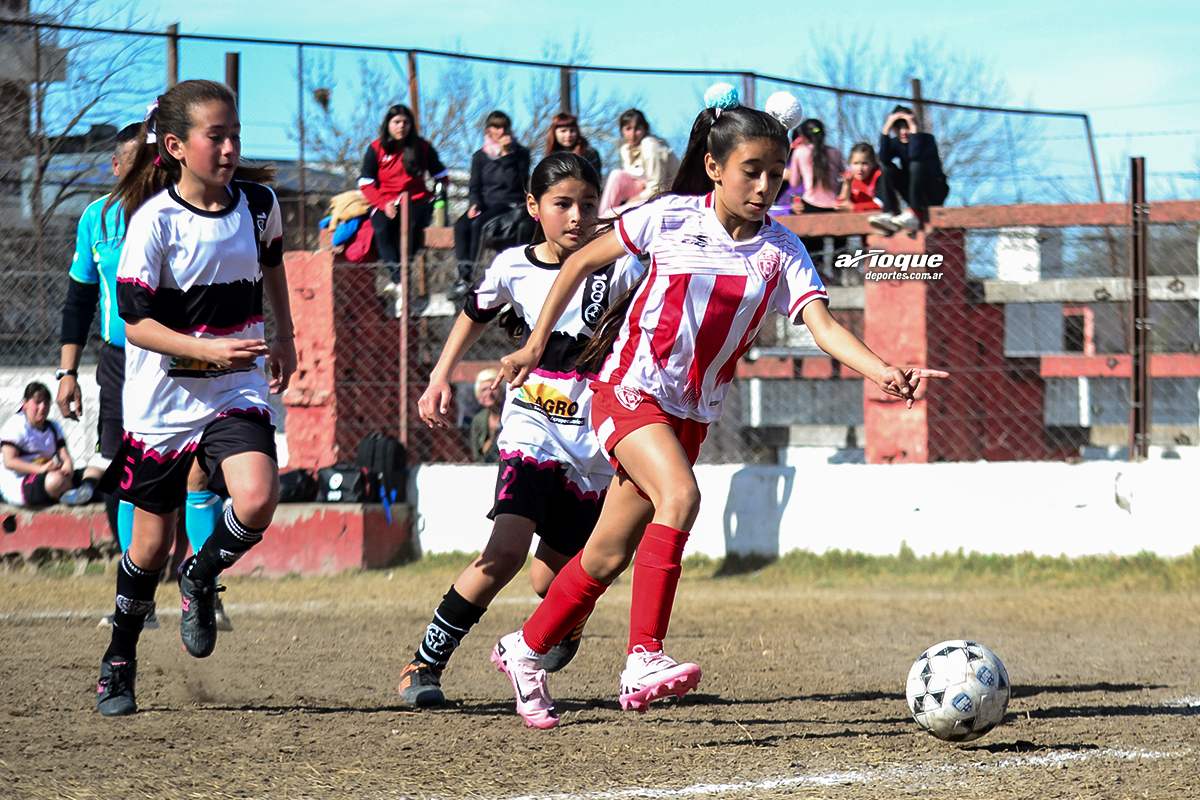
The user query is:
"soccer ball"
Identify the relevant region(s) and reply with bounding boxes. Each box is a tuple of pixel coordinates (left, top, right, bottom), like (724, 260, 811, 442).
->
(905, 640, 1010, 742)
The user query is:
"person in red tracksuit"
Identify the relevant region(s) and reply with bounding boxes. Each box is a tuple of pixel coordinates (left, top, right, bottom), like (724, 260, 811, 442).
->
(359, 103, 450, 282)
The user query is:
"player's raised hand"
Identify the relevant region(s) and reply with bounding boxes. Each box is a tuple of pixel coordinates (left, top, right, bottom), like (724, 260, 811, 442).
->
(877, 366, 950, 408)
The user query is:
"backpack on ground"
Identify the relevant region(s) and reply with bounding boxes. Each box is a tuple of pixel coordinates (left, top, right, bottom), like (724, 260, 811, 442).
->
(354, 432, 408, 505)
(278, 468, 318, 503)
(316, 464, 369, 503)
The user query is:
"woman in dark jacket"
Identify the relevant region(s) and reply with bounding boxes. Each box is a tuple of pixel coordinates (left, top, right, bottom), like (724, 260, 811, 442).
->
(451, 110, 531, 299)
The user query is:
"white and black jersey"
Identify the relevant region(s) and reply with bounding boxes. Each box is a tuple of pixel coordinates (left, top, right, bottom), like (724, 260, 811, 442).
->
(464, 245, 644, 498)
(0, 412, 65, 504)
(115, 181, 283, 442)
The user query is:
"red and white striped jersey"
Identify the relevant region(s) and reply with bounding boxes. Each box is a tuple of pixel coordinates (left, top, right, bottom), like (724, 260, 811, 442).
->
(602, 193, 828, 423)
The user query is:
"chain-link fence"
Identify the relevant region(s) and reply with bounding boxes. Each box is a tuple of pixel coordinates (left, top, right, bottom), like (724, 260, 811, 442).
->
(2, 15, 1196, 470)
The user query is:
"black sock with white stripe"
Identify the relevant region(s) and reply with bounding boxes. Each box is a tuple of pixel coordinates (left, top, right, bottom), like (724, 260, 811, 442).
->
(415, 586, 486, 669)
(185, 505, 266, 584)
(103, 552, 162, 662)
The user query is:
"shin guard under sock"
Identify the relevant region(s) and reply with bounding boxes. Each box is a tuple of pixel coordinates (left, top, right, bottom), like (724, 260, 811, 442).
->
(103, 552, 163, 662)
(184, 491, 222, 558)
(185, 505, 266, 584)
(523, 553, 610, 654)
(415, 586, 487, 669)
(116, 500, 134, 553)
(628, 523, 689, 653)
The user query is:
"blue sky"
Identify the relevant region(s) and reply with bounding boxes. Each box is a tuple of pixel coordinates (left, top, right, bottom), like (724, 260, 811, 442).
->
(91, 0, 1200, 201)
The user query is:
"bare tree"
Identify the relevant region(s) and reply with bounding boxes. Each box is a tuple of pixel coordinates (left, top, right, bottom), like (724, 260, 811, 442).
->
(799, 32, 1046, 205)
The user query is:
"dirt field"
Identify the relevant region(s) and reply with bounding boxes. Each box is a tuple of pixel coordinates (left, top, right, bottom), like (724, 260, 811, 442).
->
(2, 564, 1199, 799)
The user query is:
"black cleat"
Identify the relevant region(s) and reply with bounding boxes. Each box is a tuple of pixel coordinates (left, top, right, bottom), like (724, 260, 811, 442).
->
(543, 614, 589, 673)
(96, 659, 138, 716)
(179, 558, 223, 658)
(397, 660, 446, 707)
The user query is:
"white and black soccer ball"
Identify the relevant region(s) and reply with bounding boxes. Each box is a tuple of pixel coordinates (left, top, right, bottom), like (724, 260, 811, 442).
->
(905, 640, 1010, 742)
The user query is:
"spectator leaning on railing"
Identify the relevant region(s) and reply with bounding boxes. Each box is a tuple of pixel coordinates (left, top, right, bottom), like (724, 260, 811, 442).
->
(451, 110, 532, 300)
(870, 105, 949, 234)
(359, 103, 449, 287)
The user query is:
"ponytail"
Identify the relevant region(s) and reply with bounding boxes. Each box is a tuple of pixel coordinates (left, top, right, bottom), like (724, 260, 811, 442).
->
(575, 273, 645, 375)
(105, 79, 275, 228)
(800, 119, 832, 192)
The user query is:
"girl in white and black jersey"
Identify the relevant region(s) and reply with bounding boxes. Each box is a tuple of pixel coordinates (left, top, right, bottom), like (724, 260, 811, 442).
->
(94, 79, 296, 716)
(397, 152, 643, 712)
(489, 91, 948, 728)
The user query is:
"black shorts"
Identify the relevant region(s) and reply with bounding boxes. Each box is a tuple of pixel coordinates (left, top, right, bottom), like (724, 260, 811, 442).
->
(19, 468, 84, 507)
(487, 454, 605, 559)
(95, 342, 125, 460)
(100, 412, 277, 514)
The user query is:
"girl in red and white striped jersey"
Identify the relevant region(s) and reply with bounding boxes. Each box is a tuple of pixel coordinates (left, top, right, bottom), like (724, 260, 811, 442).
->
(489, 92, 947, 728)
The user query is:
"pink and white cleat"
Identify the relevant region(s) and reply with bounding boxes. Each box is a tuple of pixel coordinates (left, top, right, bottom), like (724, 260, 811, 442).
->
(491, 631, 560, 729)
(618, 646, 702, 713)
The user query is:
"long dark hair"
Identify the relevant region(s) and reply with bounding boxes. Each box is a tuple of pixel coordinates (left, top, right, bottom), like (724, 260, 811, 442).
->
(379, 103, 424, 178)
(672, 105, 790, 196)
(496, 152, 603, 341)
(799, 118, 832, 191)
(105, 80, 274, 227)
(543, 112, 593, 158)
(577, 105, 789, 374)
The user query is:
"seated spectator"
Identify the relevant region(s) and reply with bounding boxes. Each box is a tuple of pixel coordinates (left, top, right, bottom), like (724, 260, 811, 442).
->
(785, 118, 843, 215)
(359, 104, 449, 284)
(1, 382, 86, 507)
(598, 108, 679, 217)
(470, 369, 503, 464)
(834, 142, 882, 212)
(786, 119, 845, 281)
(451, 111, 531, 300)
(544, 112, 601, 177)
(870, 105, 949, 233)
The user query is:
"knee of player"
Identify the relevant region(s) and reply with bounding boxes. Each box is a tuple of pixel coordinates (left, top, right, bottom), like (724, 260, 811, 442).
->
(657, 482, 701, 527)
(230, 482, 278, 525)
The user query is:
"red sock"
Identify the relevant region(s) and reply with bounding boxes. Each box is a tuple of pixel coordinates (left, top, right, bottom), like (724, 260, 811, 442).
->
(628, 523, 689, 654)
(523, 553, 609, 654)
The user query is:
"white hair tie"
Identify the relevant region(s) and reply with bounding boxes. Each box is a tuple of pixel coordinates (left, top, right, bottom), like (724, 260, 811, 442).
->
(143, 101, 159, 144)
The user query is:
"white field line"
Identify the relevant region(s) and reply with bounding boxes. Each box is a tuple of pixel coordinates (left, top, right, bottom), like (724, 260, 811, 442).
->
(0, 594, 543, 622)
(423, 748, 1183, 800)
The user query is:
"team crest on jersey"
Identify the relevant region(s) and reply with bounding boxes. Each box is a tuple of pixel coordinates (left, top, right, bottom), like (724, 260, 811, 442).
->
(614, 385, 643, 411)
(757, 247, 782, 280)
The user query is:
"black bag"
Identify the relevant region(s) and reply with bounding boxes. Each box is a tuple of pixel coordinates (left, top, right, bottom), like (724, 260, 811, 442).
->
(278, 469, 317, 503)
(354, 432, 408, 505)
(316, 463, 369, 503)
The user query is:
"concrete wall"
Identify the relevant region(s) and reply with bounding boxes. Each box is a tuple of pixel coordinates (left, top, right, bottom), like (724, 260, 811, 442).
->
(411, 449, 1199, 559)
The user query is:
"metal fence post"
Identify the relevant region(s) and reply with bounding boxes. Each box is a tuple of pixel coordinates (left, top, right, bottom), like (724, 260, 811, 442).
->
(1128, 156, 1151, 461)
(559, 66, 573, 115)
(407, 51, 420, 132)
(297, 44, 307, 250)
(225, 52, 240, 102)
(166, 23, 178, 88)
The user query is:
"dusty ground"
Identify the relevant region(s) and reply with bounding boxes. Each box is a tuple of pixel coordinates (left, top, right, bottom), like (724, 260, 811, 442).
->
(1, 565, 1199, 799)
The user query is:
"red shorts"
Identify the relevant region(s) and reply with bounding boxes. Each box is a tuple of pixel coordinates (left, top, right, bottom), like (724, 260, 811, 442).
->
(589, 382, 709, 475)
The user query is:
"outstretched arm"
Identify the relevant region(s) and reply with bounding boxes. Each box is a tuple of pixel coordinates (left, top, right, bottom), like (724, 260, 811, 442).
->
(497, 229, 627, 388)
(418, 312, 490, 429)
(800, 301, 948, 407)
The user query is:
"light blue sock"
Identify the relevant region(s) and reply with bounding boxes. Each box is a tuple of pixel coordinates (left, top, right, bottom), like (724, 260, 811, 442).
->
(185, 490, 222, 558)
(116, 501, 134, 553)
